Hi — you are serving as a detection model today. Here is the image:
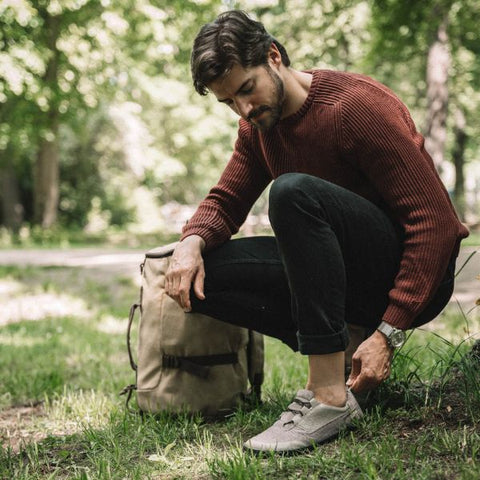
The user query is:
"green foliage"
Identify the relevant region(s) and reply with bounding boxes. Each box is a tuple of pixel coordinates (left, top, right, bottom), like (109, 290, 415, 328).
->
(368, 0, 480, 162)
(1, 0, 479, 233)
(58, 108, 138, 228)
(0, 0, 245, 230)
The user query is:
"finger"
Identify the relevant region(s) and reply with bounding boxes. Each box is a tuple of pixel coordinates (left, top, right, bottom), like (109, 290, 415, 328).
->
(165, 271, 172, 295)
(178, 275, 193, 312)
(351, 367, 382, 393)
(348, 365, 369, 392)
(193, 264, 205, 300)
(166, 275, 179, 299)
(351, 355, 361, 376)
(350, 374, 372, 393)
(348, 378, 359, 392)
(347, 356, 361, 386)
(171, 271, 181, 295)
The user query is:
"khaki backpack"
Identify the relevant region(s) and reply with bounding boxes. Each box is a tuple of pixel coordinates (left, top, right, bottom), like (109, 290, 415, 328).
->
(121, 243, 264, 417)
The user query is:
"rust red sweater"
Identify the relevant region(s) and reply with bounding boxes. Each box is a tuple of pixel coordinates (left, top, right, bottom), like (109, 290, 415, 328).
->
(181, 70, 469, 329)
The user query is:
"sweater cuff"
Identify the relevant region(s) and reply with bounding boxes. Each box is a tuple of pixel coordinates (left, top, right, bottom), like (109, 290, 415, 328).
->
(180, 226, 227, 252)
(382, 302, 420, 330)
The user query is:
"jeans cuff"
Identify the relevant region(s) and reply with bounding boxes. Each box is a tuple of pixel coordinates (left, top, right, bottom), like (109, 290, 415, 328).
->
(297, 324, 349, 355)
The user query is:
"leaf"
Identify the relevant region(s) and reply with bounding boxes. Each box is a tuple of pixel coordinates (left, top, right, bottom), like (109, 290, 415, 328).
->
(146, 441, 176, 462)
(164, 441, 176, 455)
(147, 454, 163, 462)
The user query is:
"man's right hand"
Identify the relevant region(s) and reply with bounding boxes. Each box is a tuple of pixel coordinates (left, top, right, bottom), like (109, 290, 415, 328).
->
(165, 235, 206, 312)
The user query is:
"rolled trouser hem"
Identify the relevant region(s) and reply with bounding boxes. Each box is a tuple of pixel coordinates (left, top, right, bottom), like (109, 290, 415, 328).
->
(297, 324, 349, 355)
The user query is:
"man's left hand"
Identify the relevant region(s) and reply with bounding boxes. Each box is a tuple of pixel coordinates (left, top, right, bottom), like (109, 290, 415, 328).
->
(346, 330, 393, 393)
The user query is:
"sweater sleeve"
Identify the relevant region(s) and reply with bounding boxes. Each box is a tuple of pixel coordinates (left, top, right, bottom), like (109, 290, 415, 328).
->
(181, 122, 271, 250)
(340, 85, 468, 329)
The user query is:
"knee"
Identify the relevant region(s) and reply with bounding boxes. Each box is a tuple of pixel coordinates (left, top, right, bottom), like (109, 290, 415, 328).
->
(269, 174, 309, 227)
(269, 173, 323, 226)
(270, 173, 307, 210)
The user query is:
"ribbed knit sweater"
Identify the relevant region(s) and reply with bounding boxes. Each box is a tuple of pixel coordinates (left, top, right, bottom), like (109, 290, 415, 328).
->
(181, 69, 469, 330)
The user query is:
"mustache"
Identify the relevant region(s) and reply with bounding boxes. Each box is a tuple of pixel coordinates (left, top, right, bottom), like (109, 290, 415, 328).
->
(247, 105, 271, 121)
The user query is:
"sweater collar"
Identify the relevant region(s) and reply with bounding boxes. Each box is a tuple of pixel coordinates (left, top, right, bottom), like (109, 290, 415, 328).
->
(279, 70, 321, 124)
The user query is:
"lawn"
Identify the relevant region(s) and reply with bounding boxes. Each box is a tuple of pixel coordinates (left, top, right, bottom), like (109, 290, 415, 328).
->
(0, 262, 479, 480)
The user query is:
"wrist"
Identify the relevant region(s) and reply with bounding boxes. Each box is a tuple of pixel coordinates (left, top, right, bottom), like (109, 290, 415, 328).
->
(373, 329, 392, 349)
(376, 321, 406, 349)
(182, 234, 206, 251)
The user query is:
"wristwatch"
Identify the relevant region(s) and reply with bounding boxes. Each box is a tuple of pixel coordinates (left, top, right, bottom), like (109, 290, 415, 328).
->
(377, 321, 406, 348)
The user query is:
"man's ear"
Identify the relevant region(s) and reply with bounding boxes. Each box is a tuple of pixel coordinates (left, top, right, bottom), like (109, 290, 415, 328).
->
(268, 42, 283, 68)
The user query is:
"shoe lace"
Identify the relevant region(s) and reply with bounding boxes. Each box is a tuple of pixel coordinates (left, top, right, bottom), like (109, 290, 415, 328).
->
(281, 397, 312, 425)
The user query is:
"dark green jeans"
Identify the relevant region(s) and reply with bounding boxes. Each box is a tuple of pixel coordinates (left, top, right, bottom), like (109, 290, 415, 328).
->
(191, 173, 456, 355)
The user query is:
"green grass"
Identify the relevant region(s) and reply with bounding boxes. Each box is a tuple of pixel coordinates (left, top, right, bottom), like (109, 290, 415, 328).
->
(0, 264, 479, 479)
(462, 231, 480, 247)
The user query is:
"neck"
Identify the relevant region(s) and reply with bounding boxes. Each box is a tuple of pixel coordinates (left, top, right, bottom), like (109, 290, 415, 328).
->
(280, 68, 312, 118)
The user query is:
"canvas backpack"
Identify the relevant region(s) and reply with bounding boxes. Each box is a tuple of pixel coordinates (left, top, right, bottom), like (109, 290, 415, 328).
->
(121, 243, 264, 417)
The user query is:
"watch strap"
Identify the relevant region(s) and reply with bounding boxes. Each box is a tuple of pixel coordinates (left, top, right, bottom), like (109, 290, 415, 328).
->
(377, 321, 395, 338)
(377, 321, 405, 348)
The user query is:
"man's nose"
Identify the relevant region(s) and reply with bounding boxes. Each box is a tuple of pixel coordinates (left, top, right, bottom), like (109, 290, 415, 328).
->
(235, 98, 253, 119)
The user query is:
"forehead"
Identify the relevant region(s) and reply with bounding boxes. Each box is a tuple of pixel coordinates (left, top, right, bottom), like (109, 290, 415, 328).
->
(208, 63, 255, 100)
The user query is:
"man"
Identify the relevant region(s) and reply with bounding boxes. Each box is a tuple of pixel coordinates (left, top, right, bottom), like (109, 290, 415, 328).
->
(165, 10, 468, 453)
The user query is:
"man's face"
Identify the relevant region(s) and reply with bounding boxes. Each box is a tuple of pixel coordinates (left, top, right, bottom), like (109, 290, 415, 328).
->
(209, 63, 285, 132)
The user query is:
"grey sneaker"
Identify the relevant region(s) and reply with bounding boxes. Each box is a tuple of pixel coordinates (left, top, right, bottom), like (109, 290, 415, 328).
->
(243, 389, 363, 453)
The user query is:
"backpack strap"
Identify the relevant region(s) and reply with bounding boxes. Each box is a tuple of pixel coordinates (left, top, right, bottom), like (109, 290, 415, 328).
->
(126, 302, 140, 371)
(247, 330, 264, 400)
(162, 352, 239, 379)
(120, 302, 140, 412)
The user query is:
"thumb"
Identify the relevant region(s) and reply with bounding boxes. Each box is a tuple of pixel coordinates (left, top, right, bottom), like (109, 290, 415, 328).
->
(346, 356, 361, 387)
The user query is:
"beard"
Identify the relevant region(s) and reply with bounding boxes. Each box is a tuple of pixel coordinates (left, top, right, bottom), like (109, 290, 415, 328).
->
(247, 66, 285, 131)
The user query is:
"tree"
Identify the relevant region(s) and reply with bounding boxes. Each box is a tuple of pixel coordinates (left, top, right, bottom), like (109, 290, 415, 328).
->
(368, 0, 480, 221)
(0, 0, 233, 231)
(2, 0, 478, 232)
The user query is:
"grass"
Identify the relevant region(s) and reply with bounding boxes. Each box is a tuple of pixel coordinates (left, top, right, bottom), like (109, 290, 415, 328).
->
(462, 231, 480, 247)
(0, 263, 479, 479)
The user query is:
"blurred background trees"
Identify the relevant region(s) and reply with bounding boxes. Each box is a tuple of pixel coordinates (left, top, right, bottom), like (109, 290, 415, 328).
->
(0, 0, 478, 243)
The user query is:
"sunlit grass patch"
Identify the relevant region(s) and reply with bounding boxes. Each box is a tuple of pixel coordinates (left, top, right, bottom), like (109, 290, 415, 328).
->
(1, 292, 92, 325)
(95, 314, 129, 335)
(0, 277, 23, 295)
(44, 389, 116, 431)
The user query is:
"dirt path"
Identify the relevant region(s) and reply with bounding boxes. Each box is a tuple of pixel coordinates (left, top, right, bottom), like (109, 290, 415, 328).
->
(0, 248, 145, 275)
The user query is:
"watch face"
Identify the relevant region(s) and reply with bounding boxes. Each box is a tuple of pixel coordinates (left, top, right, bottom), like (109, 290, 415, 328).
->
(390, 330, 406, 348)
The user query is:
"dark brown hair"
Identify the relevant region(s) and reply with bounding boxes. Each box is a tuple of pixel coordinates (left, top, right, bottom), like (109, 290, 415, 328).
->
(191, 10, 290, 96)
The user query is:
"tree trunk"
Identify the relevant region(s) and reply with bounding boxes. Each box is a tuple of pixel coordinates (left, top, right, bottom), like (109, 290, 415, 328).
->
(424, 20, 450, 176)
(0, 152, 24, 232)
(34, 112, 60, 227)
(452, 107, 467, 221)
(33, 12, 61, 228)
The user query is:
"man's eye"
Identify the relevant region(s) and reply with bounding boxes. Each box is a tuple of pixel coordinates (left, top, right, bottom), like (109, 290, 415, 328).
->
(240, 84, 254, 95)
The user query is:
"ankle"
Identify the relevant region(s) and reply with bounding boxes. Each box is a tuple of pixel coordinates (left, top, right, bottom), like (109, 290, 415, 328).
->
(306, 384, 347, 407)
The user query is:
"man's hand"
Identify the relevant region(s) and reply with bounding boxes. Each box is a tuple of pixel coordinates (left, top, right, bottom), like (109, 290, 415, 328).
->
(346, 330, 393, 393)
(165, 235, 206, 312)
